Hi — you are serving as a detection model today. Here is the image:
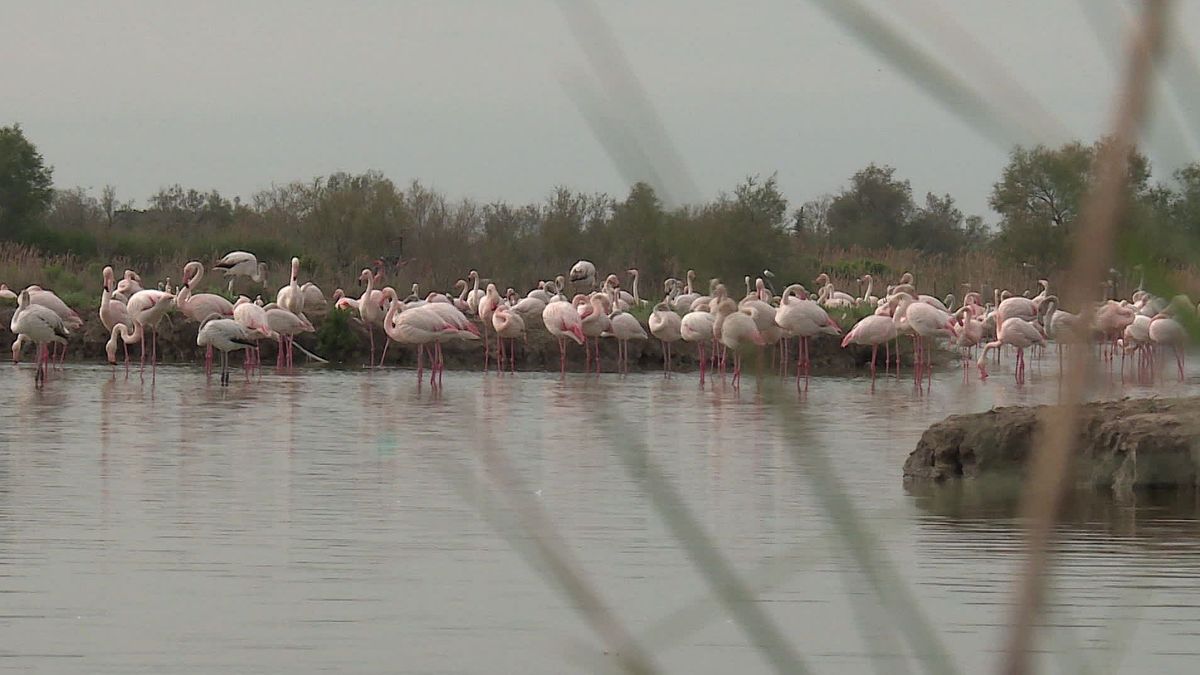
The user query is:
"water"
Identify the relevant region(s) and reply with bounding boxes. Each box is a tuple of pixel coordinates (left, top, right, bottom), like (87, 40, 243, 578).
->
(2, 355, 1200, 674)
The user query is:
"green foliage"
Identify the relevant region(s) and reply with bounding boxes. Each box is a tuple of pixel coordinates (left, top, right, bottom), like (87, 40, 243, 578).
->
(315, 308, 361, 364)
(0, 124, 54, 238)
(989, 139, 1166, 267)
(827, 164, 914, 249)
(829, 258, 891, 279)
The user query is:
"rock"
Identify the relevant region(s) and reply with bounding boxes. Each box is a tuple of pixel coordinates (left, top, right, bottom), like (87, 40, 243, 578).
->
(903, 397, 1200, 495)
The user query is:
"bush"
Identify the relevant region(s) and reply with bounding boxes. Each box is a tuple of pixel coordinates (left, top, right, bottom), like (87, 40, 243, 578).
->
(314, 308, 361, 364)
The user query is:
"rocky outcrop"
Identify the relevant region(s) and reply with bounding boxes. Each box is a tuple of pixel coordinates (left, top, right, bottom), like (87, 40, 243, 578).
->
(903, 397, 1200, 494)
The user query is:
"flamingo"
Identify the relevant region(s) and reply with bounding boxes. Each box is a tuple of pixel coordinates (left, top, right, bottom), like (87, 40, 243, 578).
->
(381, 295, 441, 382)
(680, 308, 716, 384)
(713, 298, 764, 387)
(542, 299, 586, 376)
(178, 261, 236, 374)
(978, 317, 1045, 384)
(25, 286, 82, 363)
(841, 314, 899, 385)
(814, 273, 855, 308)
(649, 302, 682, 376)
(671, 270, 700, 313)
(775, 284, 840, 385)
(627, 269, 646, 306)
(466, 270, 484, 315)
(479, 283, 502, 372)
(1118, 314, 1153, 381)
(123, 289, 176, 371)
(196, 316, 259, 385)
(569, 260, 597, 290)
(1095, 300, 1136, 363)
(233, 296, 272, 372)
(607, 311, 647, 374)
(356, 268, 385, 367)
(893, 293, 957, 385)
(214, 251, 268, 294)
(509, 290, 547, 323)
(275, 257, 303, 315)
(1149, 312, 1188, 381)
(857, 274, 879, 307)
(577, 293, 612, 374)
(100, 267, 133, 363)
(12, 289, 69, 383)
(265, 308, 314, 370)
(525, 281, 553, 305)
(491, 303, 526, 373)
(300, 282, 328, 316)
(0, 284, 16, 301)
(115, 269, 143, 300)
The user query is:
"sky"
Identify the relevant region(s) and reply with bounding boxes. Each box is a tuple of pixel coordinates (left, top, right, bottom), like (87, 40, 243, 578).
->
(3, 0, 1198, 220)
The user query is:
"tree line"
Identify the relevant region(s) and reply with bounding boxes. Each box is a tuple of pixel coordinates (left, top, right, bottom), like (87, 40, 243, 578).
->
(3, 123, 1199, 296)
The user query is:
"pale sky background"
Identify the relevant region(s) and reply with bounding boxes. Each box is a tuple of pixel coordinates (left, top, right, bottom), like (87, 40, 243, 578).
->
(3, 0, 1198, 220)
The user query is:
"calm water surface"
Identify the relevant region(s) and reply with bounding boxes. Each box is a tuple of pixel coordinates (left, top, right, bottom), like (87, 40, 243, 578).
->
(2, 355, 1200, 674)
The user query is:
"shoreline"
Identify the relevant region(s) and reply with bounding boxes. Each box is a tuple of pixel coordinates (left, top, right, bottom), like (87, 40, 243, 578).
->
(2, 305, 954, 375)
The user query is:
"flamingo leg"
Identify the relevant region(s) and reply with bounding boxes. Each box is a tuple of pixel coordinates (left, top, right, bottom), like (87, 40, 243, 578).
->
(483, 325, 490, 373)
(379, 337, 390, 367)
(698, 342, 706, 385)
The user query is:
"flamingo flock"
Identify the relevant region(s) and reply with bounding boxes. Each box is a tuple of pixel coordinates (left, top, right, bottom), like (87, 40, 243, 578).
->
(1, 254, 1196, 389)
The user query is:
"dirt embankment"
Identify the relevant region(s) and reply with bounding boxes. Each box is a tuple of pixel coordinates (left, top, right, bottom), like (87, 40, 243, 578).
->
(903, 397, 1200, 495)
(1, 304, 949, 374)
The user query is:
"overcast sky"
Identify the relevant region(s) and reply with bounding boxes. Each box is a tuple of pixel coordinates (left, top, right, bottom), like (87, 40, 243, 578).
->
(4, 1, 1198, 219)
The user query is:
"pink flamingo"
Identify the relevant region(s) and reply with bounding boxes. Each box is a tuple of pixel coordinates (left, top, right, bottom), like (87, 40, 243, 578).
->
(713, 298, 765, 387)
(123, 289, 176, 372)
(265, 308, 314, 370)
(1149, 312, 1188, 381)
(178, 261, 236, 374)
(680, 308, 716, 384)
(840, 314, 899, 386)
(607, 311, 647, 374)
(100, 267, 132, 364)
(775, 284, 841, 387)
(542, 299, 586, 376)
(978, 317, 1045, 384)
(478, 283, 502, 372)
(12, 289, 69, 384)
(491, 303, 526, 374)
(649, 302, 682, 376)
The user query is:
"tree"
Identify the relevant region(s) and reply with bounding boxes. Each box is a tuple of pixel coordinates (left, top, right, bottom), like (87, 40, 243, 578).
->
(792, 194, 833, 244)
(990, 140, 1157, 265)
(905, 193, 966, 253)
(826, 164, 913, 249)
(0, 124, 54, 238)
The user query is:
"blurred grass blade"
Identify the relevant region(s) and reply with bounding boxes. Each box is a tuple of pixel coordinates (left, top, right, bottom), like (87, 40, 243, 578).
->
(776, 412, 959, 675)
(601, 407, 814, 675)
(555, 0, 700, 207)
(806, 0, 1050, 148)
(436, 420, 662, 674)
(1076, 0, 1199, 163)
(892, 0, 1071, 142)
(999, 2, 1170, 674)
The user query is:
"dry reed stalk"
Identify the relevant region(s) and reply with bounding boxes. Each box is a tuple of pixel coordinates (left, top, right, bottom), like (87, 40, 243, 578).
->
(999, 2, 1170, 674)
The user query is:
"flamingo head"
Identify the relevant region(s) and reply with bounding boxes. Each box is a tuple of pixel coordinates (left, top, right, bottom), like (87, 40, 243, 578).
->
(568, 323, 585, 345)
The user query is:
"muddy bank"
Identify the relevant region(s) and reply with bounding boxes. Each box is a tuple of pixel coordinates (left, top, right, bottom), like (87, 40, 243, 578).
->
(903, 397, 1200, 495)
(1, 304, 952, 375)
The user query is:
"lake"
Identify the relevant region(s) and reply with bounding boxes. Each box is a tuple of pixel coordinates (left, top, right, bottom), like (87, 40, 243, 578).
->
(2, 355, 1199, 674)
